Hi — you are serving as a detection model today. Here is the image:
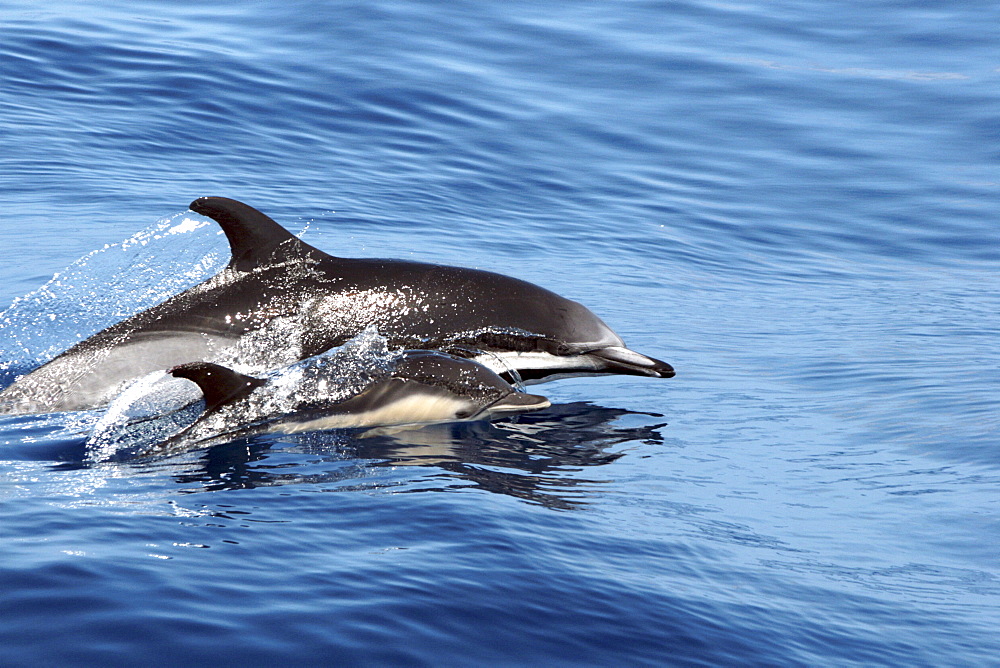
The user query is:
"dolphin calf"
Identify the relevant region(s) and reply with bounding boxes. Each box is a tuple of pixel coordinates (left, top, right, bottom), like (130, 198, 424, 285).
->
(117, 350, 550, 457)
(0, 197, 673, 414)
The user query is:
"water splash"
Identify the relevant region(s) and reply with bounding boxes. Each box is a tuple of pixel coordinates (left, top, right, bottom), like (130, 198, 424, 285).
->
(85, 371, 205, 462)
(0, 212, 228, 373)
(85, 327, 397, 461)
(226, 325, 395, 426)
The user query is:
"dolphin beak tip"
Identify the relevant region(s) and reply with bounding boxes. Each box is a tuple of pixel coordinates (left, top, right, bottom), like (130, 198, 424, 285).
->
(655, 363, 676, 379)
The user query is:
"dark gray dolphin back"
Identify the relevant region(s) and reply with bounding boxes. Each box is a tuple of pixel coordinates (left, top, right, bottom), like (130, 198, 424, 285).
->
(390, 350, 518, 406)
(190, 198, 655, 364)
(389, 350, 549, 414)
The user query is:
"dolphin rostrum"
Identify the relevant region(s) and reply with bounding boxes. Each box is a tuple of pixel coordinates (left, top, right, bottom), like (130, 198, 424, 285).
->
(0, 197, 674, 414)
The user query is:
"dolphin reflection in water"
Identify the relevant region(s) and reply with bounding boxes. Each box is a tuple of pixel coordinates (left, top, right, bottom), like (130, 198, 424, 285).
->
(172, 402, 667, 510)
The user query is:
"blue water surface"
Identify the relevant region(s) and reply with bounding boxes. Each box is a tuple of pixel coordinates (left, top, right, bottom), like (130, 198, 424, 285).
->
(2, 1, 999, 665)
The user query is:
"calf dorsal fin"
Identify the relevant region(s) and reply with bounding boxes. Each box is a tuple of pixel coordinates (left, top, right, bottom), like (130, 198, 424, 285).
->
(169, 361, 266, 412)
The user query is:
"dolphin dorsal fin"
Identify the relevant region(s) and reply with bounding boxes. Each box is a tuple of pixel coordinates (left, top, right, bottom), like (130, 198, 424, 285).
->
(169, 362, 266, 412)
(190, 197, 328, 271)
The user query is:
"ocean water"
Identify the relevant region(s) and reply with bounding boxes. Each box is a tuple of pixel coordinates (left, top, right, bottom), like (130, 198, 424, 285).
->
(2, 1, 999, 665)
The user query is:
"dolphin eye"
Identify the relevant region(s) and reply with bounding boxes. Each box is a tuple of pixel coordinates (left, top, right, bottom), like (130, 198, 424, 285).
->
(538, 338, 573, 356)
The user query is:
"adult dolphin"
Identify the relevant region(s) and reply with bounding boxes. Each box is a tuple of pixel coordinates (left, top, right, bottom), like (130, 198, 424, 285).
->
(0, 197, 674, 414)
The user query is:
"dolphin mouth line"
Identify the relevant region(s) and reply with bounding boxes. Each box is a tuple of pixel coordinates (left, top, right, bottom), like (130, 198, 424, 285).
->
(588, 346, 676, 378)
(485, 391, 551, 414)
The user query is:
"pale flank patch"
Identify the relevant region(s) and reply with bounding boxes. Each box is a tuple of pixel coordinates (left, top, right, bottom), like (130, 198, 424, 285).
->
(473, 351, 602, 374)
(0, 332, 234, 414)
(271, 393, 477, 432)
